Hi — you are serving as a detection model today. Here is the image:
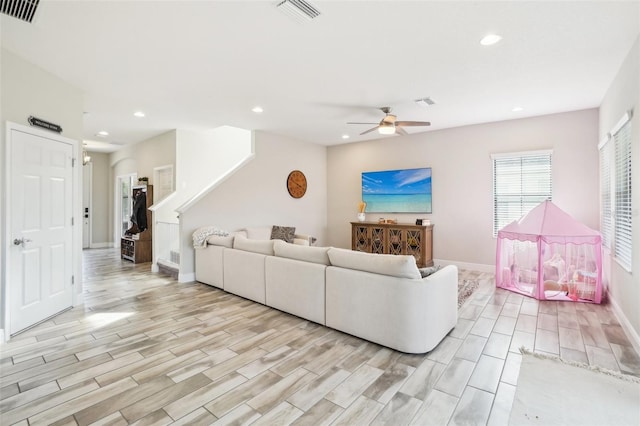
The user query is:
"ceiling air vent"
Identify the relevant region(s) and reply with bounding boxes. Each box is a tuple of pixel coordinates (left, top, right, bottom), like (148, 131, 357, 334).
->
(1, 0, 40, 23)
(415, 97, 436, 107)
(276, 0, 320, 22)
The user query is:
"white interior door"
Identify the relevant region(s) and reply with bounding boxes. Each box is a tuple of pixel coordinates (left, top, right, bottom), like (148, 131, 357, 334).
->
(8, 127, 74, 335)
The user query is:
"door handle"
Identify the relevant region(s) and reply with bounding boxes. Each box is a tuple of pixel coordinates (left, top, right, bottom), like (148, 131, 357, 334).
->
(13, 238, 32, 246)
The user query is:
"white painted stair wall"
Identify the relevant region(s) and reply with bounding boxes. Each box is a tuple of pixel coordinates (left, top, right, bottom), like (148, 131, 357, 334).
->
(150, 126, 254, 277)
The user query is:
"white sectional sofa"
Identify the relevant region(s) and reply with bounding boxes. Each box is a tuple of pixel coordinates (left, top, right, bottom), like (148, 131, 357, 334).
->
(266, 241, 330, 325)
(194, 229, 458, 354)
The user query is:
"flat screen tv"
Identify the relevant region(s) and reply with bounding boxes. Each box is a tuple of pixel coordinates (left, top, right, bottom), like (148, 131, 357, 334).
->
(362, 167, 432, 213)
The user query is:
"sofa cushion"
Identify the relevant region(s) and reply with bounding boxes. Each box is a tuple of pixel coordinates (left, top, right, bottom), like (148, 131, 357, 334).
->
(273, 240, 330, 265)
(206, 234, 235, 248)
(271, 225, 296, 243)
(243, 226, 272, 240)
(327, 248, 421, 279)
(233, 235, 275, 255)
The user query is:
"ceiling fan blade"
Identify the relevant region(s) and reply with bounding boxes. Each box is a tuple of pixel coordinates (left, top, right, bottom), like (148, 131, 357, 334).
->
(360, 126, 380, 135)
(395, 121, 431, 127)
(395, 126, 408, 136)
(347, 122, 379, 125)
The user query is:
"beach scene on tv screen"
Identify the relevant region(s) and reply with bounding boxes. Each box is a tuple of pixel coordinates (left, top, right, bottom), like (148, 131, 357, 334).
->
(362, 168, 432, 213)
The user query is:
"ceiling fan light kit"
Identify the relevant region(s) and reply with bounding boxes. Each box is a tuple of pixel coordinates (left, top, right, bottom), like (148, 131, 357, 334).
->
(378, 123, 396, 135)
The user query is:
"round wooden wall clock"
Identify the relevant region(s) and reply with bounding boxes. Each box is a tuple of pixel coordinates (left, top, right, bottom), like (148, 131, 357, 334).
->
(287, 170, 307, 199)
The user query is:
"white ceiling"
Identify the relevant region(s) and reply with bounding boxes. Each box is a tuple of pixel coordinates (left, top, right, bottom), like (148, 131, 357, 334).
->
(2, 1, 639, 151)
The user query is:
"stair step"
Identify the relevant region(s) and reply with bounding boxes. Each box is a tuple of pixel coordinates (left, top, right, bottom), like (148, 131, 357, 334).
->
(157, 259, 179, 279)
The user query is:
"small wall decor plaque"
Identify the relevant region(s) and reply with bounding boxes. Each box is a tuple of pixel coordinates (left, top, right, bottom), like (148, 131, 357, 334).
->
(28, 116, 62, 133)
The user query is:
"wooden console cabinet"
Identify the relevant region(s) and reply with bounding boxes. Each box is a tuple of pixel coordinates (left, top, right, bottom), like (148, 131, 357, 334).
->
(351, 222, 433, 268)
(121, 185, 153, 263)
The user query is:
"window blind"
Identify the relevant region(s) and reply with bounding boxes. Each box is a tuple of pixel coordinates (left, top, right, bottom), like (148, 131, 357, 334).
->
(613, 119, 632, 271)
(492, 151, 552, 236)
(599, 139, 612, 248)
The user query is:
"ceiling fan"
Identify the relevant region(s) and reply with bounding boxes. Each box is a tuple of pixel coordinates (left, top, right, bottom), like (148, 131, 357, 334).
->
(347, 107, 431, 136)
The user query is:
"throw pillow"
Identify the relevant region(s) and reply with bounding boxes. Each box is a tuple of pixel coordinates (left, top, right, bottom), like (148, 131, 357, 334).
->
(271, 225, 296, 243)
(419, 265, 441, 278)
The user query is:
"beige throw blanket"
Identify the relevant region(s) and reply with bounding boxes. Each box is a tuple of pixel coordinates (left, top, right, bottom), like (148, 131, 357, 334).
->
(192, 226, 229, 248)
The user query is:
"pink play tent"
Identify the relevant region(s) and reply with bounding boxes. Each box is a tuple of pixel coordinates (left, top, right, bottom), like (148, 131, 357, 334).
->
(496, 200, 603, 303)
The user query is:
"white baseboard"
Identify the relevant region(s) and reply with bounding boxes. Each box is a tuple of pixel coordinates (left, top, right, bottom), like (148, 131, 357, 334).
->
(74, 291, 84, 307)
(151, 263, 159, 273)
(178, 272, 195, 283)
(90, 242, 113, 249)
(434, 259, 494, 273)
(608, 291, 640, 357)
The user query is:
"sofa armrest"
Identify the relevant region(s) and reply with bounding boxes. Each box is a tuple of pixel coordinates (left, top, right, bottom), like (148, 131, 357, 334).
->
(195, 245, 225, 289)
(325, 264, 458, 353)
(223, 249, 267, 304)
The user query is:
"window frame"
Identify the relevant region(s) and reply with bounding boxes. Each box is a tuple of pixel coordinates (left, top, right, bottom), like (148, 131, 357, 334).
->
(599, 135, 612, 249)
(612, 112, 633, 272)
(491, 149, 553, 237)
(599, 110, 633, 272)
(153, 164, 175, 203)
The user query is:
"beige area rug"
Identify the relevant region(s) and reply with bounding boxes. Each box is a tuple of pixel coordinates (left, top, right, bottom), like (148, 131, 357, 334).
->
(510, 349, 640, 425)
(458, 279, 479, 308)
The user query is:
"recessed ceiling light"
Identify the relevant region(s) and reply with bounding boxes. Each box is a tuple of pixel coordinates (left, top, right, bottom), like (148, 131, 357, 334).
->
(512, 106, 524, 112)
(97, 131, 109, 137)
(133, 111, 145, 117)
(342, 134, 350, 139)
(480, 34, 502, 46)
(252, 106, 264, 113)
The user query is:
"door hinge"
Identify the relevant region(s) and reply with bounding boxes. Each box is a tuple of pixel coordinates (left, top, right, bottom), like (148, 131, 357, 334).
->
(71, 275, 75, 285)
(72, 158, 76, 167)
(71, 217, 74, 226)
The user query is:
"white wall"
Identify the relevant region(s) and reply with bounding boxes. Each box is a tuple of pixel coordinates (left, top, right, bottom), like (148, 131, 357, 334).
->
(0, 49, 84, 334)
(599, 35, 640, 348)
(180, 130, 328, 278)
(110, 130, 176, 178)
(108, 130, 177, 243)
(327, 109, 600, 269)
(165, 126, 253, 224)
(152, 126, 252, 273)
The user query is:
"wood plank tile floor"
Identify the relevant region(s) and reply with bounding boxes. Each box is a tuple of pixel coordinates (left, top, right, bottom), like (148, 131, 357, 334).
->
(2, 248, 639, 425)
